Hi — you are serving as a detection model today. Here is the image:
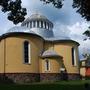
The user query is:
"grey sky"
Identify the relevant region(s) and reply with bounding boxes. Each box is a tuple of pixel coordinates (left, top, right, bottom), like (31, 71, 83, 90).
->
(0, 0, 90, 59)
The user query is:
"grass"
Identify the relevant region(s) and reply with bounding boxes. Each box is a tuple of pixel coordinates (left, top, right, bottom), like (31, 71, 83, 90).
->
(0, 80, 90, 90)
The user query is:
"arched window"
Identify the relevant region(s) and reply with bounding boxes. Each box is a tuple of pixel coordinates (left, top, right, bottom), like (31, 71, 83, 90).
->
(71, 47, 77, 66)
(41, 21, 43, 28)
(37, 21, 39, 28)
(45, 22, 46, 29)
(24, 41, 31, 64)
(30, 21, 32, 28)
(45, 59, 50, 71)
(33, 21, 36, 27)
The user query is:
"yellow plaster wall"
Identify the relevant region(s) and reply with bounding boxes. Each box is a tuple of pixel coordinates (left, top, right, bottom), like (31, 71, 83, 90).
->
(39, 58, 62, 73)
(44, 42, 79, 74)
(54, 43, 79, 74)
(0, 40, 5, 73)
(0, 36, 43, 73)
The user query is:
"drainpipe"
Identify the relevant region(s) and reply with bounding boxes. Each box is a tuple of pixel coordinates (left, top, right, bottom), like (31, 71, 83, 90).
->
(3, 39, 6, 79)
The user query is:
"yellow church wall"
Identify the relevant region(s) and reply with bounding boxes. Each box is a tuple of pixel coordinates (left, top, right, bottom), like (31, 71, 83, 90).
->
(44, 42, 53, 50)
(0, 40, 5, 73)
(54, 43, 79, 74)
(39, 58, 62, 73)
(44, 42, 79, 74)
(0, 35, 43, 73)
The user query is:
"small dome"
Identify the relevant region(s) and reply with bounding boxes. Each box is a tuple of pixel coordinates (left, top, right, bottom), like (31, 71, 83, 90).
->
(41, 50, 62, 58)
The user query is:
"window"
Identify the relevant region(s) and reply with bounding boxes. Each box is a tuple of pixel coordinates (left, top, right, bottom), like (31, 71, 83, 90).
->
(37, 21, 39, 27)
(27, 22, 29, 27)
(45, 22, 46, 29)
(41, 21, 43, 28)
(24, 41, 31, 64)
(33, 21, 35, 27)
(45, 59, 50, 71)
(71, 47, 76, 66)
(30, 22, 32, 28)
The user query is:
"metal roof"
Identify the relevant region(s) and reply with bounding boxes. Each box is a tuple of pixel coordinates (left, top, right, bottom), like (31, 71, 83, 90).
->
(7, 26, 35, 34)
(41, 50, 62, 58)
(21, 13, 53, 26)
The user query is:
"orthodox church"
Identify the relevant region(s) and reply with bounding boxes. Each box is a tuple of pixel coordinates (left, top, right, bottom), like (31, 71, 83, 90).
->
(0, 13, 80, 83)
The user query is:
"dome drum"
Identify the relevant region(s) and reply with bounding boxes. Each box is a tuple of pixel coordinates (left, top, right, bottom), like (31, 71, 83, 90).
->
(21, 14, 53, 30)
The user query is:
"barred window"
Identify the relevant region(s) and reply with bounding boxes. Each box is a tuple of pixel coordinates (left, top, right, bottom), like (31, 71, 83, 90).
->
(24, 41, 31, 64)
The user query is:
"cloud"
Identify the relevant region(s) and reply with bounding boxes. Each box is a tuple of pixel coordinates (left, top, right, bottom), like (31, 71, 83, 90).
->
(67, 21, 90, 59)
(0, 0, 90, 59)
(53, 22, 70, 37)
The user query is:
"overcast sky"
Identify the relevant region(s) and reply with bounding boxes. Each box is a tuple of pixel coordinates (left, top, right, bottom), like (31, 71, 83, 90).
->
(0, 0, 90, 59)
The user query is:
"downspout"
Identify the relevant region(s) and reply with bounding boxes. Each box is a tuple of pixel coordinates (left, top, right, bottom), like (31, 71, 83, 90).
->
(3, 39, 6, 78)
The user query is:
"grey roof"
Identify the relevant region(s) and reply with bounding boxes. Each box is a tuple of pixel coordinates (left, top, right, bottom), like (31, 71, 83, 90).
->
(21, 13, 53, 25)
(30, 28, 54, 38)
(44, 36, 70, 41)
(7, 26, 35, 34)
(41, 50, 61, 58)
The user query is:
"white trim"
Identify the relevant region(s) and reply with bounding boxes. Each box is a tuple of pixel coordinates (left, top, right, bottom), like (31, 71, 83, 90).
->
(72, 47, 77, 66)
(23, 41, 31, 64)
(28, 43, 31, 64)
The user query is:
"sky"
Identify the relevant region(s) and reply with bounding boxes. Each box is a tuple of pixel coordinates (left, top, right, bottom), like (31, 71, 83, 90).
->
(0, 0, 90, 59)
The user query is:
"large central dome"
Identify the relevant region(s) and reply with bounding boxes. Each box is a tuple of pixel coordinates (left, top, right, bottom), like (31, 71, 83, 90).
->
(21, 13, 54, 38)
(7, 13, 70, 40)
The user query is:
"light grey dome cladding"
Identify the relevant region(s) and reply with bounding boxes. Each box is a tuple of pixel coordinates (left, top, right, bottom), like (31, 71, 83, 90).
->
(6, 13, 71, 40)
(21, 13, 53, 26)
(30, 28, 54, 38)
(7, 26, 35, 34)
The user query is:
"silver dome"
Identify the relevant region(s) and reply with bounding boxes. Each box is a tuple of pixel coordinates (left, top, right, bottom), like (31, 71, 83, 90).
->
(21, 13, 53, 26)
(5, 14, 72, 41)
(30, 28, 54, 38)
(7, 26, 35, 34)
(41, 50, 60, 58)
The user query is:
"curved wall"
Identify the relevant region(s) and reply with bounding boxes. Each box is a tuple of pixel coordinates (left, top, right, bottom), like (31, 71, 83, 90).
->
(0, 35, 43, 73)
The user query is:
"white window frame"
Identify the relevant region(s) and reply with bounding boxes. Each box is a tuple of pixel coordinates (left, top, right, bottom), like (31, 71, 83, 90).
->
(23, 41, 31, 64)
(72, 47, 77, 66)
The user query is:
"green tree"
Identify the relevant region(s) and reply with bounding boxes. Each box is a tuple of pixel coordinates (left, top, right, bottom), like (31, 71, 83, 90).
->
(41, 0, 90, 21)
(0, 0, 27, 24)
(1, 0, 90, 25)
(83, 27, 90, 40)
(41, 0, 90, 39)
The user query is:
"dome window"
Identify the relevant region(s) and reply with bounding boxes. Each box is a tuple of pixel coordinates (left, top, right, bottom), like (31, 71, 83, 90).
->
(37, 21, 39, 28)
(33, 21, 36, 27)
(41, 21, 43, 28)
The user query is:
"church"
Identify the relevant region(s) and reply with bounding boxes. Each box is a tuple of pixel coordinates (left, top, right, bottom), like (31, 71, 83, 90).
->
(0, 13, 80, 83)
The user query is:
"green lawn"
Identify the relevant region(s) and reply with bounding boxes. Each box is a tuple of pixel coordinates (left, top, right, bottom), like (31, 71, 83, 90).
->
(0, 80, 90, 90)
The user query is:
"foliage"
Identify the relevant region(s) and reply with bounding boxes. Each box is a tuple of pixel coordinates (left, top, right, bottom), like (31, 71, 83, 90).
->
(0, 0, 90, 25)
(40, 0, 90, 21)
(72, 0, 90, 21)
(40, 0, 64, 9)
(0, 0, 27, 24)
(83, 27, 90, 40)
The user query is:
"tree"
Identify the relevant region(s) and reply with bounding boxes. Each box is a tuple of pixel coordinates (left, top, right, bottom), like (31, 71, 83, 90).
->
(40, 0, 64, 9)
(1, 0, 90, 25)
(41, 0, 90, 21)
(83, 27, 90, 40)
(41, 0, 90, 39)
(0, 0, 27, 24)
